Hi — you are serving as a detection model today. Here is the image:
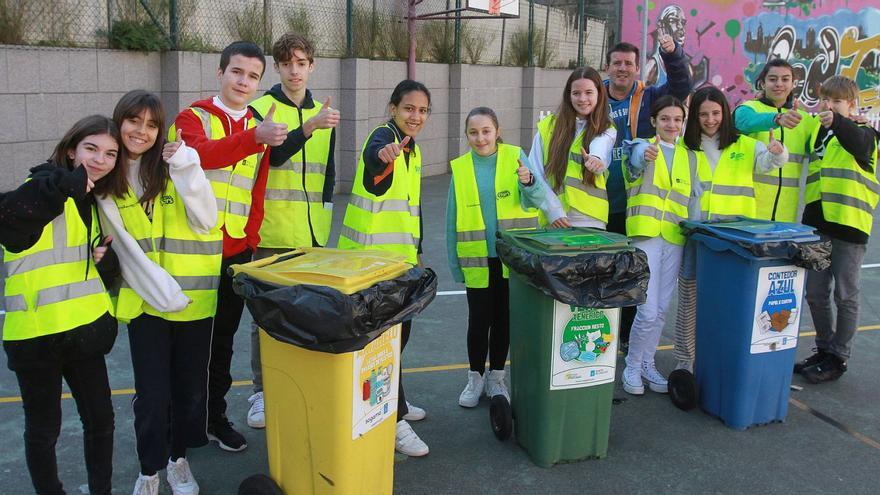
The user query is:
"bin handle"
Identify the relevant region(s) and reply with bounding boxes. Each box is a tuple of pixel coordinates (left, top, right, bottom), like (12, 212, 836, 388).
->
(227, 249, 306, 277)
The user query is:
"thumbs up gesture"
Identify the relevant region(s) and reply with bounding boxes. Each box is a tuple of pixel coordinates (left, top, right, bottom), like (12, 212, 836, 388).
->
(162, 129, 185, 161)
(644, 142, 660, 162)
(304, 96, 341, 137)
(767, 129, 784, 155)
(255, 103, 289, 146)
(378, 135, 411, 164)
(516, 159, 532, 185)
(659, 34, 676, 54)
(818, 110, 834, 128)
(778, 100, 803, 129)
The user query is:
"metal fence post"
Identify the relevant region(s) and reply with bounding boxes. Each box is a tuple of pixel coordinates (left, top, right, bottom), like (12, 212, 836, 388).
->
(347, 0, 354, 57)
(527, 0, 534, 67)
(169, 0, 179, 50)
(499, 17, 506, 65)
(577, 0, 585, 66)
(454, 0, 461, 64)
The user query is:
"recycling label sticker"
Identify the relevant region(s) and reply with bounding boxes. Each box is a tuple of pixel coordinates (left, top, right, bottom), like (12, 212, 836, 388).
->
(750, 266, 804, 354)
(550, 303, 619, 390)
(352, 324, 401, 439)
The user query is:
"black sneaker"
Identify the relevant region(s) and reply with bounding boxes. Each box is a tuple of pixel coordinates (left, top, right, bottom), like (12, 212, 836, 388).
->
(801, 354, 847, 384)
(793, 348, 828, 374)
(207, 418, 247, 452)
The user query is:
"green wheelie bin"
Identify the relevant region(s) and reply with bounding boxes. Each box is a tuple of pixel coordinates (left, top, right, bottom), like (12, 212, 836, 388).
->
(495, 228, 649, 467)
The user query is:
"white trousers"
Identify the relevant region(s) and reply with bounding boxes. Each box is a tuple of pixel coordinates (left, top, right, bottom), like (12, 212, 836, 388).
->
(625, 236, 683, 368)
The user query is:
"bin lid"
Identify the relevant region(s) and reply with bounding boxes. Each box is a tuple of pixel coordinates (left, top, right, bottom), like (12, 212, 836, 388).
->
(682, 218, 819, 244)
(501, 227, 631, 254)
(228, 248, 412, 294)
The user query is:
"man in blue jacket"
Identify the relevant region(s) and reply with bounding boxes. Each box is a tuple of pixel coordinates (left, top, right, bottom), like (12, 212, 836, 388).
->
(604, 36, 693, 346)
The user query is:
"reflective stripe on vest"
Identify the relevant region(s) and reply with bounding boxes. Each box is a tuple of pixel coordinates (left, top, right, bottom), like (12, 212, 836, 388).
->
(338, 124, 421, 264)
(740, 99, 813, 222)
(170, 107, 261, 238)
(3, 198, 112, 341)
(625, 139, 695, 245)
(702, 136, 759, 220)
(251, 95, 333, 248)
(450, 144, 540, 288)
(113, 183, 222, 323)
(537, 115, 610, 225)
(804, 127, 879, 235)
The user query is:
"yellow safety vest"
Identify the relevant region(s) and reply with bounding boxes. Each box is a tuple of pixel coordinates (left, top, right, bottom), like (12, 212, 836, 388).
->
(250, 95, 333, 248)
(113, 183, 223, 323)
(739, 99, 813, 222)
(805, 126, 879, 235)
(338, 124, 421, 264)
(168, 107, 261, 238)
(450, 144, 540, 288)
(700, 135, 759, 220)
(536, 115, 609, 225)
(3, 197, 113, 341)
(626, 138, 696, 245)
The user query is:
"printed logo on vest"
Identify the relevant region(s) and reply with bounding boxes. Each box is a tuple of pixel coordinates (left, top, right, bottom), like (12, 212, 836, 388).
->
(161, 195, 174, 205)
(729, 151, 746, 161)
(497, 190, 511, 199)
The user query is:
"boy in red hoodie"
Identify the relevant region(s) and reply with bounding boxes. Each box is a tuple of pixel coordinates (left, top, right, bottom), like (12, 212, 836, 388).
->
(172, 41, 288, 452)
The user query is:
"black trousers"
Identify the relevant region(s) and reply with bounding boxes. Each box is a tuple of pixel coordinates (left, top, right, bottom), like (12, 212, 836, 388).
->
(128, 314, 212, 475)
(396, 320, 411, 421)
(607, 211, 636, 343)
(5, 314, 116, 495)
(207, 249, 253, 425)
(465, 258, 510, 373)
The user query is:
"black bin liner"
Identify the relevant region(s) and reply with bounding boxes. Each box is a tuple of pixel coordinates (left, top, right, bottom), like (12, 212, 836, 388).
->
(684, 225, 832, 272)
(232, 267, 437, 354)
(496, 237, 650, 309)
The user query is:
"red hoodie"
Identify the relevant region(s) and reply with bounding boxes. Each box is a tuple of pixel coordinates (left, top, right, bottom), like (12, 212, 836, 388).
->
(175, 97, 270, 258)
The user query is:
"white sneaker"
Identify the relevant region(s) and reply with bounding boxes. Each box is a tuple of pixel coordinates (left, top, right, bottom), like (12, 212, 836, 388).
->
(642, 361, 669, 393)
(402, 401, 426, 421)
(132, 473, 159, 495)
(166, 457, 199, 495)
(458, 370, 484, 408)
(395, 420, 429, 457)
(622, 365, 645, 395)
(675, 359, 694, 374)
(484, 369, 510, 402)
(247, 392, 265, 429)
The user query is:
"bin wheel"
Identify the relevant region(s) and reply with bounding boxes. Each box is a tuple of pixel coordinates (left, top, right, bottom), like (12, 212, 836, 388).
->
(239, 474, 284, 495)
(669, 369, 698, 411)
(489, 395, 513, 441)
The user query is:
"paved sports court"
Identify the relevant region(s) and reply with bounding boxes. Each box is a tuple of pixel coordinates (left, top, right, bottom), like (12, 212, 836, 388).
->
(2, 175, 879, 494)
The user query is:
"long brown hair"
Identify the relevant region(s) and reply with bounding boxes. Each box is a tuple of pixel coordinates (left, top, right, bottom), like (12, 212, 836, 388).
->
(50, 115, 126, 198)
(112, 90, 168, 202)
(545, 67, 611, 191)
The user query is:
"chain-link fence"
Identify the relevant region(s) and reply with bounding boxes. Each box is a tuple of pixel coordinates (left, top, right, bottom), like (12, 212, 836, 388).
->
(0, 0, 618, 68)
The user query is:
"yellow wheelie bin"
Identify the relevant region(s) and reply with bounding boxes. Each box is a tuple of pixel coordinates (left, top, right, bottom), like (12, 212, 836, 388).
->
(230, 248, 437, 495)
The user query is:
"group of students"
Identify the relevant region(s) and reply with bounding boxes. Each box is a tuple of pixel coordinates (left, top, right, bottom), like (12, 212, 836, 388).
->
(0, 29, 877, 495)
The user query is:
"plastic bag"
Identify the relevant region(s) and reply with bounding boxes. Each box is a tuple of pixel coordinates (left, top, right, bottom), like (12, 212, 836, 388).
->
(232, 267, 437, 354)
(684, 226, 831, 271)
(496, 237, 649, 309)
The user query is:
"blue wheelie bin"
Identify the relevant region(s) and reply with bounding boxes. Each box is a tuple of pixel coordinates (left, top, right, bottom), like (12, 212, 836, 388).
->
(671, 219, 830, 430)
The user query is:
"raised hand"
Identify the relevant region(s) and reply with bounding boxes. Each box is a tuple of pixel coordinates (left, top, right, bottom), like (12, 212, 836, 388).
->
(305, 96, 341, 134)
(93, 235, 113, 264)
(777, 101, 803, 129)
(162, 129, 185, 161)
(378, 135, 411, 164)
(767, 129, 784, 155)
(644, 142, 660, 162)
(516, 159, 532, 185)
(255, 103, 289, 146)
(659, 34, 676, 54)
(818, 110, 834, 128)
(581, 147, 605, 173)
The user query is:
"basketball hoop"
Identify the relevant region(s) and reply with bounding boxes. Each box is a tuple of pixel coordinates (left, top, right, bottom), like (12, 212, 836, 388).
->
(489, 0, 501, 15)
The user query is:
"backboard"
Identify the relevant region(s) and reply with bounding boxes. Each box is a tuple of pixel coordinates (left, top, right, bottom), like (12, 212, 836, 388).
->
(466, 0, 520, 17)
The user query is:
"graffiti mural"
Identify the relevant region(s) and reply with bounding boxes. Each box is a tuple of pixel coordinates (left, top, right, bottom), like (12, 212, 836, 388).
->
(621, 0, 880, 117)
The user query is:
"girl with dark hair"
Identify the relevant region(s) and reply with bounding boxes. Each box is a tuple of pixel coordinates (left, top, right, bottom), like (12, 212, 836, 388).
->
(1, 115, 122, 495)
(446, 106, 551, 408)
(621, 96, 698, 396)
(338, 79, 432, 457)
(528, 66, 617, 228)
(98, 90, 219, 495)
(673, 87, 788, 373)
(734, 58, 814, 222)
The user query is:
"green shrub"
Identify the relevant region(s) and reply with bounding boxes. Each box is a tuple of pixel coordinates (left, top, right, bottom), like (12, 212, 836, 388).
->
(461, 22, 493, 64)
(227, 2, 270, 50)
(420, 20, 455, 64)
(0, 0, 30, 45)
(505, 27, 555, 67)
(286, 9, 313, 44)
(109, 19, 170, 51)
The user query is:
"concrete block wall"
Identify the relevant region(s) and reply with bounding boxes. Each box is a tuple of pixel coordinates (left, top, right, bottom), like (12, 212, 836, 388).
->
(0, 45, 573, 194)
